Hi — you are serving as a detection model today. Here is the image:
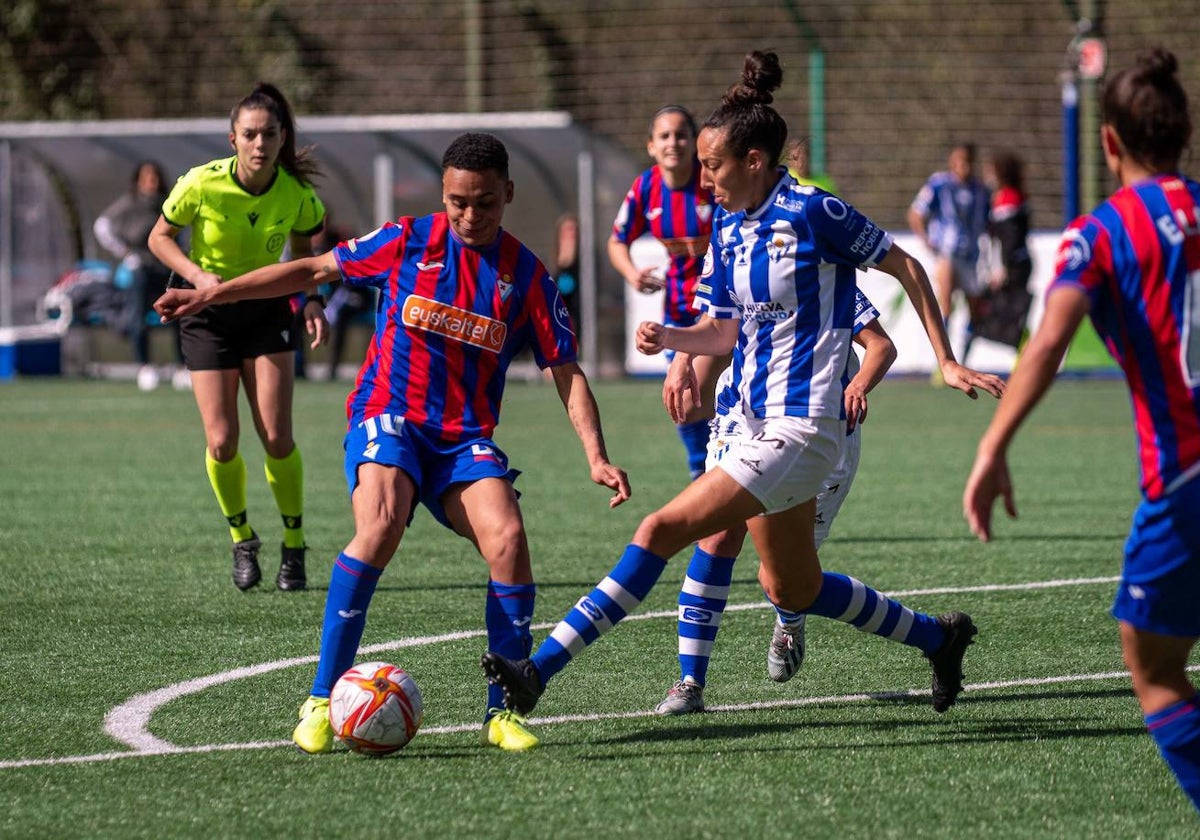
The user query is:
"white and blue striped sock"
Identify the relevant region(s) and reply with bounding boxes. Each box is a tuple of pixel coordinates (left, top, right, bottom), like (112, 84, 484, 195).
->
(531, 544, 667, 684)
(678, 548, 736, 686)
(805, 572, 944, 654)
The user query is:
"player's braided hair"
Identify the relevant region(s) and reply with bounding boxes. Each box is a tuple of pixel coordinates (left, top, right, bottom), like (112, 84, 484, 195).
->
(231, 82, 321, 187)
(442, 132, 510, 179)
(703, 50, 788, 164)
(1102, 47, 1192, 171)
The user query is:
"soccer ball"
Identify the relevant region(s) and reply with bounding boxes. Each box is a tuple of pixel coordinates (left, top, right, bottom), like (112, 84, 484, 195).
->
(329, 661, 423, 755)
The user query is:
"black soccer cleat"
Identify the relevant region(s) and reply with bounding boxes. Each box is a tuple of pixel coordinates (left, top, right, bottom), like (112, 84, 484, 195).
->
(231, 532, 263, 591)
(276, 544, 307, 591)
(481, 652, 544, 716)
(927, 611, 977, 713)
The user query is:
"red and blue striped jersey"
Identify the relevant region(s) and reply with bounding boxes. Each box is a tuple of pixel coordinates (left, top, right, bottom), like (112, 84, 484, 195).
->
(611, 165, 714, 323)
(1050, 174, 1200, 500)
(334, 213, 577, 441)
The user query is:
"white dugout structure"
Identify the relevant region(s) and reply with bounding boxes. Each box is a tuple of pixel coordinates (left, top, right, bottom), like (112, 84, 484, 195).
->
(0, 112, 636, 374)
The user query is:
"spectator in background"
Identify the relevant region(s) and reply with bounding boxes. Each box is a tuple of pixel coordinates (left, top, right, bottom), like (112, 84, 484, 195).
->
(908, 142, 992, 364)
(93, 160, 184, 391)
(786, 136, 838, 194)
(974, 150, 1034, 350)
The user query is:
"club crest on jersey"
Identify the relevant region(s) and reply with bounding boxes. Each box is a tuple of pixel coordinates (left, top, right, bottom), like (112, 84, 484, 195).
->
(402, 294, 507, 353)
(696, 203, 713, 223)
(701, 247, 715, 278)
(497, 275, 513, 302)
(765, 234, 796, 263)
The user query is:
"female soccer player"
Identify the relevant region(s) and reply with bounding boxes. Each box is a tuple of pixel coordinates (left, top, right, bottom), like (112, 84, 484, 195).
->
(964, 48, 1200, 813)
(484, 51, 1005, 728)
(148, 82, 328, 592)
(609, 105, 724, 479)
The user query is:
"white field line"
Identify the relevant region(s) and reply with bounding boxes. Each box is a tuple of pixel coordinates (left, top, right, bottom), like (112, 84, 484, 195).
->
(0, 575, 1130, 770)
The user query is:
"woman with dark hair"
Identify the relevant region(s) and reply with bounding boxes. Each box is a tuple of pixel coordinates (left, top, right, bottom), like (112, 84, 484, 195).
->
(484, 51, 1004, 735)
(973, 150, 1034, 348)
(148, 82, 328, 592)
(966, 48, 1200, 812)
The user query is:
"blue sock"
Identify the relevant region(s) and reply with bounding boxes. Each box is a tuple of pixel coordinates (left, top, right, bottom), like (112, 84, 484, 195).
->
(1146, 694, 1200, 812)
(677, 548, 736, 686)
(676, 420, 710, 480)
(485, 580, 536, 714)
(772, 601, 806, 627)
(310, 553, 382, 697)
(803, 572, 944, 654)
(531, 544, 668, 684)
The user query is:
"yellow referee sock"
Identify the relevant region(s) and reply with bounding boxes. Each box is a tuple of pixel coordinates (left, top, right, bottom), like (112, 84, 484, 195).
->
(205, 450, 254, 543)
(264, 446, 305, 549)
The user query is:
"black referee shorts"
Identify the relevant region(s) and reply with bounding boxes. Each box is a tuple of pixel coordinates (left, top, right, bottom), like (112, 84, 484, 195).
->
(180, 297, 297, 370)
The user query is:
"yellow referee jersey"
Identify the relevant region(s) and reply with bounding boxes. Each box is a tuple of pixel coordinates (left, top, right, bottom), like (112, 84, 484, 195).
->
(163, 156, 325, 281)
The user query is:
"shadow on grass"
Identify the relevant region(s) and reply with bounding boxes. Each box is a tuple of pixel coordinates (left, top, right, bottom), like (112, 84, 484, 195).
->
(571, 685, 1145, 756)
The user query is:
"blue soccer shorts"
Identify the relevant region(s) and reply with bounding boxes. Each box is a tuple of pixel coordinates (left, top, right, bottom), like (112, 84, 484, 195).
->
(343, 414, 520, 529)
(1111, 475, 1200, 637)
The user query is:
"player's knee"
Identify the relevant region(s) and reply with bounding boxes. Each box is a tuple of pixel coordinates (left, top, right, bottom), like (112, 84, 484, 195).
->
(633, 510, 691, 557)
(206, 438, 237, 463)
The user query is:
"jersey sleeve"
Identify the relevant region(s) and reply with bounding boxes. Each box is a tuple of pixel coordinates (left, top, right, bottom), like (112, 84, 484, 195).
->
(806, 194, 893, 269)
(611, 179, 646, 244)
(1049, 218, 1112, 306)
(852, 288, 880, 335)
(161, 167, 202, 228)
(292, 187, 326, 237)
(333, 221, 406, 289)
(693, 237, 737, 319)
(525, 260, 579, 368)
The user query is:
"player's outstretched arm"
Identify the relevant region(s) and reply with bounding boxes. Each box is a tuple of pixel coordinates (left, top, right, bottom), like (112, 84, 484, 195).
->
(964, 286, 1089, 541)
(875, 244, 1005, 400)
(155, 252, 340, 322)
(549, 361, 631, 508)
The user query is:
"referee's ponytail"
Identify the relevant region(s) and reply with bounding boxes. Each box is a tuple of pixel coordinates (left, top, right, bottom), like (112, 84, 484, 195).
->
(231, 82, 322, 187)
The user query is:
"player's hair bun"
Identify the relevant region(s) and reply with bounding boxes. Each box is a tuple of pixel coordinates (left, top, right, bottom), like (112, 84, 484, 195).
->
(1140, 47, 1179, 86)
(724, 51, 783, 107)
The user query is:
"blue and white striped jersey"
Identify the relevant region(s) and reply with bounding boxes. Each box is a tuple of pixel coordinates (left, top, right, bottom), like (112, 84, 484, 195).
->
(695, 170, 891, 420)
(713, 288, 880, 417)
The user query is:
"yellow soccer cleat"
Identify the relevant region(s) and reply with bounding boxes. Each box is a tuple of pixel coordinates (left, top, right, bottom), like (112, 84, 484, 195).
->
(293, 695, 334, 754)
(481, 708, 539, 752)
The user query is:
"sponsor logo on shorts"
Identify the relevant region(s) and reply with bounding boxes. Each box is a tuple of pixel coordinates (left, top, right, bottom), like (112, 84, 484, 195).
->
(402, 294, 507, 353)
(472, 443, 499, 463)
(363, 441, 380, 460)
(739, 457, 763, 475)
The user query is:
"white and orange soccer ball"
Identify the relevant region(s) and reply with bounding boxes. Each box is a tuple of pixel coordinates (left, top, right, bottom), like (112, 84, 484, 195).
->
(329, 661, 423, 755)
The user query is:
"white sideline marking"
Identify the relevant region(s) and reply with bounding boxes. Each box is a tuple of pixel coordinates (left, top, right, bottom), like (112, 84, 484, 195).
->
(0, 575, 1135, 770)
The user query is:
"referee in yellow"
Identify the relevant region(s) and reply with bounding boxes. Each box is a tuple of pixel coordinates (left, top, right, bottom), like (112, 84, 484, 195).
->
(149, 82, 328, 591)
